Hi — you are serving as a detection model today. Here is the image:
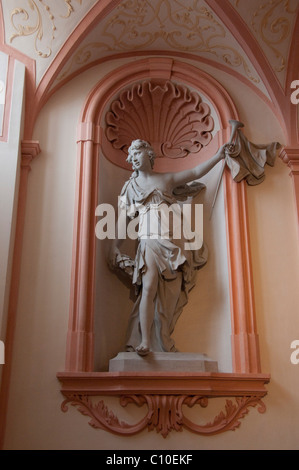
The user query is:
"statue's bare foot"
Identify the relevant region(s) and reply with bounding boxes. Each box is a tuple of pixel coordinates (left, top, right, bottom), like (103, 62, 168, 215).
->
(136, 343, 150, 356)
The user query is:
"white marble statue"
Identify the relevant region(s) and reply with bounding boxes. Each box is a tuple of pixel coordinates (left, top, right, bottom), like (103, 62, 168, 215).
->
(108, 123, 280, 356)
(108, 139, 226, 356)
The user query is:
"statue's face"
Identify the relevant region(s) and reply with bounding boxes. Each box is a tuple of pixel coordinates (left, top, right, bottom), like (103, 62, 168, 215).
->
(131, 148, 152, 172)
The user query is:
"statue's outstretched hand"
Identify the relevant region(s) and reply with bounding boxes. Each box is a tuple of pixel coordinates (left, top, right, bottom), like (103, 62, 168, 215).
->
(108, 245, 121, 270)
(216, 144, 227, 159)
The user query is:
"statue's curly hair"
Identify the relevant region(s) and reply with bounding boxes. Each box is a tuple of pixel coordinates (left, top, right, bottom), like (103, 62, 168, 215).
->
(127, 139, 156, 169)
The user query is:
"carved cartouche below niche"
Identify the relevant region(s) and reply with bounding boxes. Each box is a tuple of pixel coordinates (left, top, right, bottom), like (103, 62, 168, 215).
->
(57, 371, 270, 438)
(61, 393, 266, 438)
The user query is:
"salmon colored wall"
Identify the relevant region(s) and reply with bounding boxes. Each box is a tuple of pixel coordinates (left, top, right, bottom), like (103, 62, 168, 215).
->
(3, 58, 299, 450)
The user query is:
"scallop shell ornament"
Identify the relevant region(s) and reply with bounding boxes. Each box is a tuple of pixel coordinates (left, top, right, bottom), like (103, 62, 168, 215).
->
(105, 80, 214, 159)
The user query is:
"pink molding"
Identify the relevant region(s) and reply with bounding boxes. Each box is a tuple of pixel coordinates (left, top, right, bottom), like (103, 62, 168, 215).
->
(46, 50, 283, 133)
(280, 147, 299, 235)
(80, 58, 238, 129)
(21, 140, 41, 162)
(0, 141, 41, 449)
(285, 4, 299, 94)
(206, 0, 291, 141)
(285, 12, 299, 145)
(223, 169, 261, 373)
(66, 139, 99, 372)
(57, 371, 269, 396)
(57, 371, 270, 437)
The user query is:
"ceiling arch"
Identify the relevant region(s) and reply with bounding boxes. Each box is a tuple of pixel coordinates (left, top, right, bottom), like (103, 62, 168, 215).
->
(1, 0, 298, 142)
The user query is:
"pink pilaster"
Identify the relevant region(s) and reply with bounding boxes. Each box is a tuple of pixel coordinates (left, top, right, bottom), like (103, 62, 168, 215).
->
(280, 147, 299, 235)
(66, 125, 101, 372)
(224, 171, 261, 373)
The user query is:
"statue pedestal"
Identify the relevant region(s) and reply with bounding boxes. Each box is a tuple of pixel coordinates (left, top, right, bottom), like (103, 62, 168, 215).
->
(109, 352, 218, 372)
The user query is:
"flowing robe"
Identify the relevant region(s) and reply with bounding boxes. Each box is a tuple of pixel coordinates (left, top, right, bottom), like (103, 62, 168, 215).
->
(116, 175, 207, 352)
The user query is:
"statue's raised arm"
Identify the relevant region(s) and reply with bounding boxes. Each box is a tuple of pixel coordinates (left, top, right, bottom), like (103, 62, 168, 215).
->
(166, 143, 226, 190)
(108, 123, 280, 357)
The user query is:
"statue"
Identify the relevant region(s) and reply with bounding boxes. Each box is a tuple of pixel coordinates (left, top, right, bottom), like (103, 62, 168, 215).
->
(108, 139, 226, 356)
(108, 122, 280, 357)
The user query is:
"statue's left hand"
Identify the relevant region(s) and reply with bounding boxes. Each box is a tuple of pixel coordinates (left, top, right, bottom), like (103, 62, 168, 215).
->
(217, 144, 227, 159)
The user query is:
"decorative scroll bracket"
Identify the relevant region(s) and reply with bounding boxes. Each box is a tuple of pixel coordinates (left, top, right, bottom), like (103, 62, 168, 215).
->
(60, 393, 266, 438)
(57, 372, 269, 438)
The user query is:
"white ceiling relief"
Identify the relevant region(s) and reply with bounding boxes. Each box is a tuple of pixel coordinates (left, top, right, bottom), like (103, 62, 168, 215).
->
(54, 0, 266, 92)
(2, 0, 97, 82)
(1, 0, 298, 96)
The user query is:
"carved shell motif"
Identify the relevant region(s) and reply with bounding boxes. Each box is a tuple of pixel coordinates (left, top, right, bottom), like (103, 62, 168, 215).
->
(105, 80, 214, 159)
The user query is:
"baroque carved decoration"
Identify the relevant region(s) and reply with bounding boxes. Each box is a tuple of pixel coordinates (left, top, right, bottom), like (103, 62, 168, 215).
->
(234, 0, 298, 73)
(57, 0, 260, 83)
(105, 80, 214, 159)
(9, 0, 84, 58)
(61, 393, 266, 438)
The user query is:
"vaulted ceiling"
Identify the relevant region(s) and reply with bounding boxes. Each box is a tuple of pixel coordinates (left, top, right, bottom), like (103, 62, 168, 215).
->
(1, 0, 299, 142)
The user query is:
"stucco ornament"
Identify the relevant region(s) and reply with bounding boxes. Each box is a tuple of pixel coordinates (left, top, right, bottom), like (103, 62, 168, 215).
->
(108, 122, 280, 357)
(105, 80, 214, 159)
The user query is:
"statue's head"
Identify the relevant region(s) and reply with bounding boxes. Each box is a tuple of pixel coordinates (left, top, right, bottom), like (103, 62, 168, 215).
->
(127, 139, 156, 169)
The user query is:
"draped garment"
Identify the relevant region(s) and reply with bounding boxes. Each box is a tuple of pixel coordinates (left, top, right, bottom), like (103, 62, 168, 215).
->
(116, 175, 207, 352)
(225, 130, 280, 185)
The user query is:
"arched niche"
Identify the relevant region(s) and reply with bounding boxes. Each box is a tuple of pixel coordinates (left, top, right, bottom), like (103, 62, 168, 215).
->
(57, 58, 269, 438)
(96, 76, 230, 372)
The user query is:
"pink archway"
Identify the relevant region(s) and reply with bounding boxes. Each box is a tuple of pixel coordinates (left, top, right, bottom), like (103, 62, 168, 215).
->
(65, 57, 262, 376)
